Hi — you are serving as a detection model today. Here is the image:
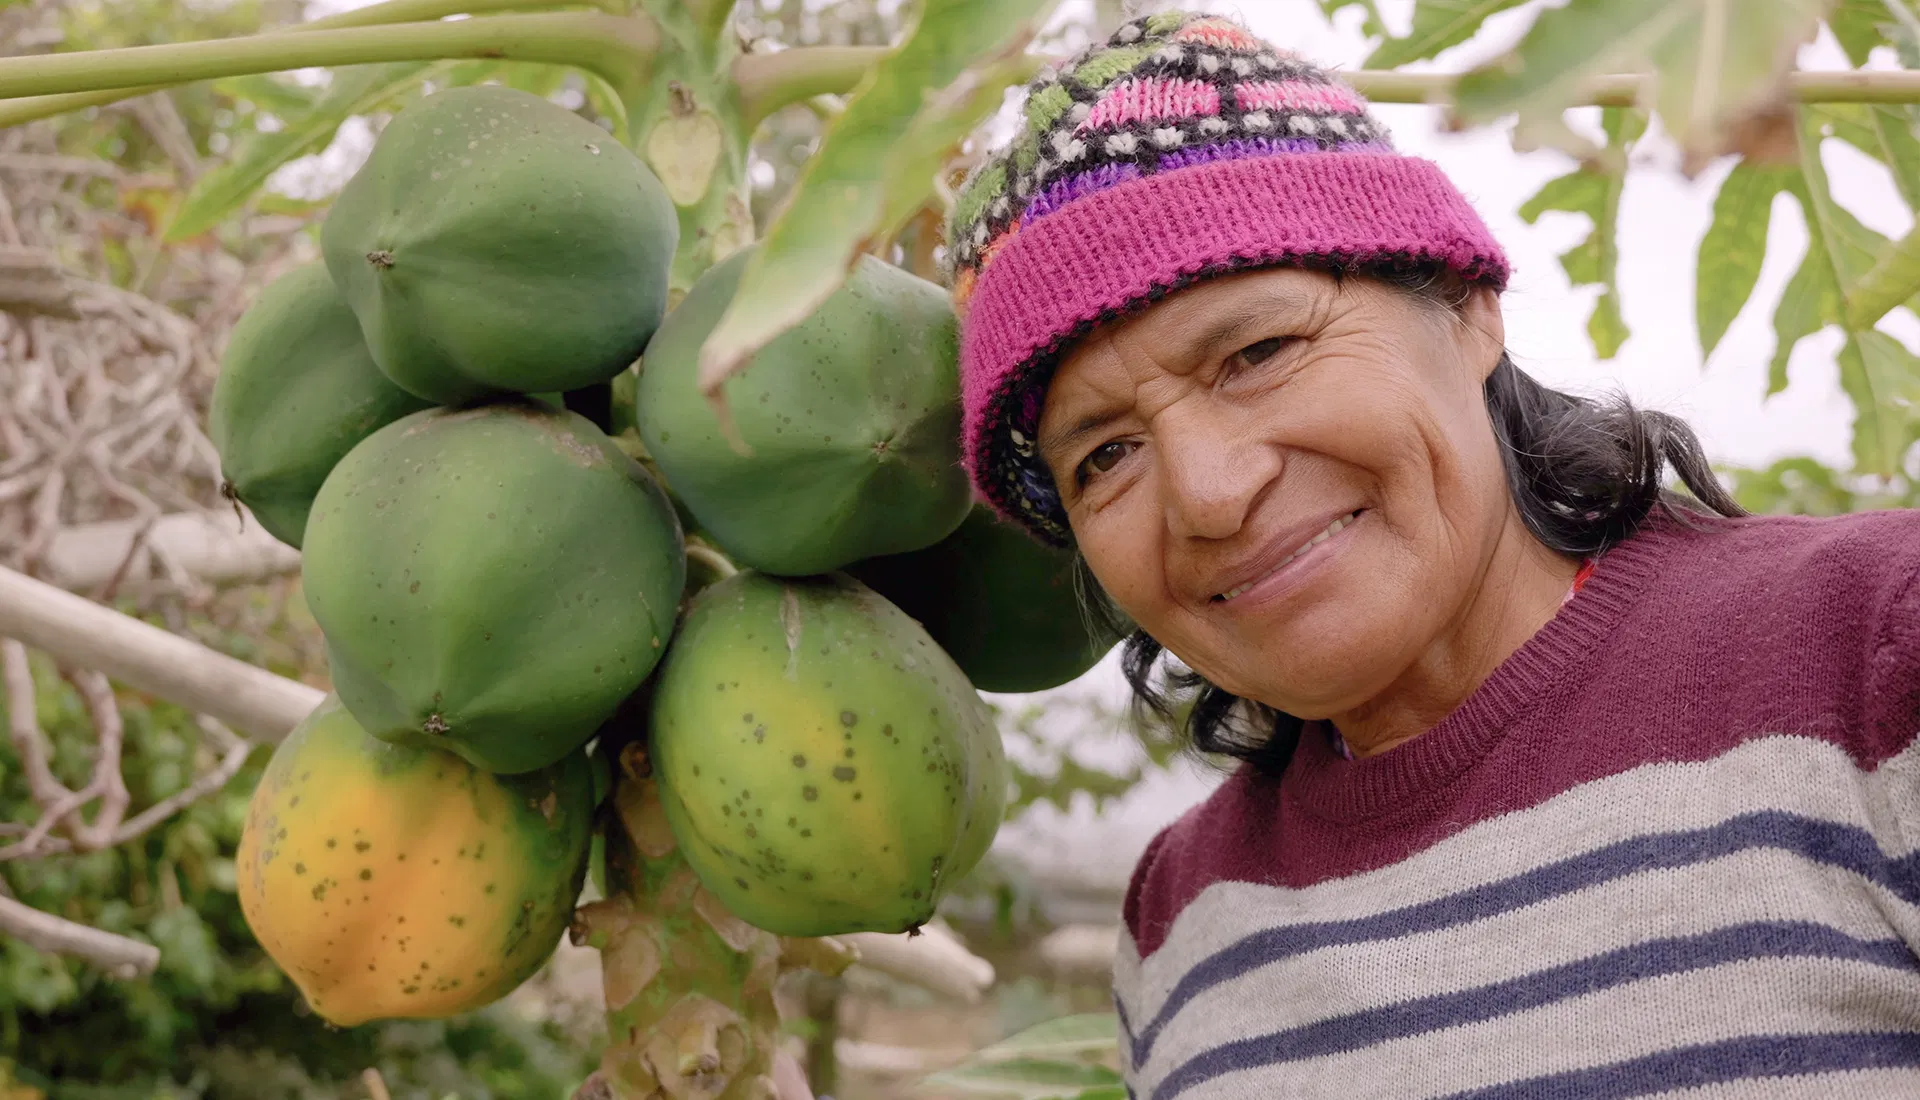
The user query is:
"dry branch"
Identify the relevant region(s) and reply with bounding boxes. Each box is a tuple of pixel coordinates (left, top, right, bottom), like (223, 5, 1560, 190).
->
(0, 563, 322, 741)
(0, 894, 158, 978)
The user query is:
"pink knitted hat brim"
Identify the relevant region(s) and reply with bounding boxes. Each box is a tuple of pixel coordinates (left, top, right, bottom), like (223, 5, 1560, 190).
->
(960, 150, 1510, 531)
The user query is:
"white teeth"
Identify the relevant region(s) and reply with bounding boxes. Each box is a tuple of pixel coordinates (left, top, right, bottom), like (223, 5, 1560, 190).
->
(1219, 513, 1356, 601)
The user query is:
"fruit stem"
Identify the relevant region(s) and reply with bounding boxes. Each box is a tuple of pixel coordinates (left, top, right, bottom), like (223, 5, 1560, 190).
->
(0, 12, 658, 103)
(731, 46, 889, 128)
(684, 541, 738, 581)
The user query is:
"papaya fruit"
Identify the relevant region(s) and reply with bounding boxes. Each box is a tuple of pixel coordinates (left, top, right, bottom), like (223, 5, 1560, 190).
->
(236, 694, 593, 1027)
(321, 84, 678, 405)
(207, 262, 431, 549)
(848, 505, 1127, 693)
(302, 401, 686, 775)
(648, 570, 1007, 937)
(635, 246, 971, 576)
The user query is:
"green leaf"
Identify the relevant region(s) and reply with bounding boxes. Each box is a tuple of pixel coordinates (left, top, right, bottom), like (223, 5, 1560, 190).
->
(692, 0, 1063, 427)
(922, 1058, 1124, 1099)
(209, 73, 320, 117)
(1768, 244, 1839, 395)
(1453, 0, 1827, 172)
(1838, 328, 1920, 474)
(1847, 222, 1920, 330)
(1696, 164, 1793, 359)
(164, 61, 447, 241)
(1316, 0, 1391, 39)
(1813, 103, 1920, 211)
(1514, 107, 1640, 358)
(1828, 0, 1893, 65)
(973, 1014, 1120, 1062)
(1363, 0, 1531, 69)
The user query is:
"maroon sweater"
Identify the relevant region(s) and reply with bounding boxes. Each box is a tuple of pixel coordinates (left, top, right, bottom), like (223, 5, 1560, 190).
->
(1115, 506, 1920, 1100)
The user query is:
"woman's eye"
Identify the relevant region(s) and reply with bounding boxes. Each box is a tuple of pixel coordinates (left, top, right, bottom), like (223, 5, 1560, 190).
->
(1078, 440, 1134, 484)
(1228, 336, 1291, 373)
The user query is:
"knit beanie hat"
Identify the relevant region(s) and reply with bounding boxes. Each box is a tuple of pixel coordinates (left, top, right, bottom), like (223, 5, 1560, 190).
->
(946, 9, 1511, 546)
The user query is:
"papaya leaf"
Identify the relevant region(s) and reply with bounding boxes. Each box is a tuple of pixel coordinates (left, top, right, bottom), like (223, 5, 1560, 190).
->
(1451, 0, 1827, 174)
(921, 1058, 1124, 1099)
(1515, 107, 1641, 358)
(1811, 103, 1920, 211)
(1846, 222, 1920, 330)
(1316, 0, 1390, 39)
(164, 61, 450, 241)
(692, 0, 1062, 439)
(1363, 0, 1531, 69)
(1837, 328, 1920, 475)
(1828, 0, 1893, 65)
(209, 73, 320, 117)
(1697, 164, 1794, 359)
(1768, 241, 1840, 395)
(971, 1014, 1120, 1062)
(1786, 108, 1920, 475)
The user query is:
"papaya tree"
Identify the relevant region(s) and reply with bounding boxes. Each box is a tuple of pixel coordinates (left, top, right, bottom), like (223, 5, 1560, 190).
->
(4, 1, 1920, 1099)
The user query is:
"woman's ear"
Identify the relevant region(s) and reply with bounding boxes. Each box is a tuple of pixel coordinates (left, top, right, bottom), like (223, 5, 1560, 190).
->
(1460, 287, 1507, 380)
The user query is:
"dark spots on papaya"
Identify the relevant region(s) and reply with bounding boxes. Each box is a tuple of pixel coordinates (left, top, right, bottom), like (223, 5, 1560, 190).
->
(840, 710, 858, 727)
(800, 828, 812, 838)
(398, 853, 407, 862)
(844, 748, 855, 759)
(449, 915, 467, 928)
(788, 816, 797, 827)
(289, 795, 301, 808)
(692, 765, 701, 777)
(486, 883, 497, 894)
(754, 725, 767, 742)
(791, 754, 807, 768)
(326, 838, 337, 849)
(746, 825, 757, 838)
(294, 862, 307, 875)
(355, 840, 371, 853)
(832, 766, 856, 782)
(311, 883, 328, 901)
(366, 249, 394, 270)
(912, 889, 923, 900)
(734, 877, 749, 890)
(883, 724, 893, 737)
(360, 869, 373, 881)
(723, 805, 732, 817)
(802, 786, 818, 801)
(409, 580, 420, 594)
(854, 792, 863, 801)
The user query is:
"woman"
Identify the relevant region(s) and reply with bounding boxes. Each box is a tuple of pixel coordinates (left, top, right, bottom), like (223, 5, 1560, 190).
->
(945, 10, 1920, 1099)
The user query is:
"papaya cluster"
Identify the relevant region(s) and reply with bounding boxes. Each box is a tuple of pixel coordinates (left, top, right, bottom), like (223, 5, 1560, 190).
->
(221, 85, 1122, 1029)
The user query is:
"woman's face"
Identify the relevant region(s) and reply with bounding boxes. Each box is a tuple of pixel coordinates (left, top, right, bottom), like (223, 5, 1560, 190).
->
(1037, 266, 1513, 719)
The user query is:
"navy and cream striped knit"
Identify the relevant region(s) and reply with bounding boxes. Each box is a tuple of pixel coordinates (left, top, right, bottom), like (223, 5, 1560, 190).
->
(1116, 506, 1920, 1098)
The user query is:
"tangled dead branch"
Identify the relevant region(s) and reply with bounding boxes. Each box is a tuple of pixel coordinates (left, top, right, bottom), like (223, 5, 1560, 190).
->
(0, 113, 307, 600)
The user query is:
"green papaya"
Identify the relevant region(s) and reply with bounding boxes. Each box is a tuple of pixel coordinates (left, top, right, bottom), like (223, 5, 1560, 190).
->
(635, 246, 971, 576)
(237, 694, 593, 1027)
(302, 401, 686, 775)
(848, 505, 1127, 693)
(648, 570, 1007, 937)
(207, 262, 432, 549)
(321, 84, 678, 405)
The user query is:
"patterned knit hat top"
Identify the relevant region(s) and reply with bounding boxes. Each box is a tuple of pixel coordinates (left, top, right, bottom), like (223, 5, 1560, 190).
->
(946, 9, 1510, 546)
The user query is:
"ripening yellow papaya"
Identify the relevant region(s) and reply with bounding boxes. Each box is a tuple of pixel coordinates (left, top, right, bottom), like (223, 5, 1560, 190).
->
(236, 695, 593, 1027)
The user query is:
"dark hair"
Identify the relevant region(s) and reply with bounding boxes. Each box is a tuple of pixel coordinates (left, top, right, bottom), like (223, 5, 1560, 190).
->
(1074, 264, 1749, 776)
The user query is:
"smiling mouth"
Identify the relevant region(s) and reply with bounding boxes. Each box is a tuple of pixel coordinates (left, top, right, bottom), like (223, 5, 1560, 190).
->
(1214, 510, 1363, 602)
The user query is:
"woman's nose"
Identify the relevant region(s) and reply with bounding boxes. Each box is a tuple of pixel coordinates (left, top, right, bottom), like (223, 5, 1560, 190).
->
(1159, 417, 1280, 542)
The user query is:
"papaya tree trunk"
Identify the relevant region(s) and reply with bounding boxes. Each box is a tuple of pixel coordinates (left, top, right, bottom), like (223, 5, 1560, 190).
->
(567, 7, 841, 1097)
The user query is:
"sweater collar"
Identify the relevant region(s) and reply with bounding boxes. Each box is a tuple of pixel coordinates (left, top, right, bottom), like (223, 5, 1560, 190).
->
(1279, 508, 1693, 824)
